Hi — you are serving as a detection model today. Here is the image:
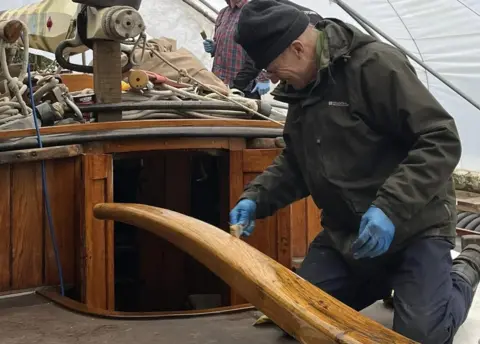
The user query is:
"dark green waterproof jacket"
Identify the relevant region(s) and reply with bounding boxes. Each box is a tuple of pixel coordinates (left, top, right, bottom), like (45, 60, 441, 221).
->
(240, 19, 461, 257)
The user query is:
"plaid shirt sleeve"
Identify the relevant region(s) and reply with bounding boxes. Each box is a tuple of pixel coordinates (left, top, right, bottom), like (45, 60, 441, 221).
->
(211, 1, 248, 87)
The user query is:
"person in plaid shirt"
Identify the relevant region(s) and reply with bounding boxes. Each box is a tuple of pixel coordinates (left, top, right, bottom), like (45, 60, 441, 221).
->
(203, 0, 270, 99)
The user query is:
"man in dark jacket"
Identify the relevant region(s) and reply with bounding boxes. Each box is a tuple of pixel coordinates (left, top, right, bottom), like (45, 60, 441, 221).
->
(231, 0, 322, 95)
(230, 1, 480, 343)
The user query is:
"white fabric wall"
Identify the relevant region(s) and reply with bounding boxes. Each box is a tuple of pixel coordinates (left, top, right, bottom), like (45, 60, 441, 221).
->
(205, 0, 480, 171)
(2, 0, 480, 171)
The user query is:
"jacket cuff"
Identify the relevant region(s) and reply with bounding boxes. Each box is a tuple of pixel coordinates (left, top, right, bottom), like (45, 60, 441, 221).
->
(372, 196, 403, 228)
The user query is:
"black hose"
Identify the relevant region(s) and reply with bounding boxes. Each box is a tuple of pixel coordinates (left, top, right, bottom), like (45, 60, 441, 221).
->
(55, 40, 93, 74)
(457, 211, 480, 232)
(0, 126, 283, 152)
(55, 40, 134, 74)
(71, 101, 258, 113)
(457, 212, 471, 222)
(457, 213, 479, 229)
(466, 217, 480, 231)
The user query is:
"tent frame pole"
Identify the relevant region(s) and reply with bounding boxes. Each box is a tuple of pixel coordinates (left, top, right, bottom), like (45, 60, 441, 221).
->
(332, 0, 480, 112)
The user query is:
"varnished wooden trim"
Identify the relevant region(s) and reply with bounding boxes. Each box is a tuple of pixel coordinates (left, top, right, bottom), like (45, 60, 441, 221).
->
(36, 287, 255, 319)
(93, 203, 417, 344)
(0, 120, 282, 140)
(102, 137, 230, 153)
(242, 149, 281, 172)
(0, 145, 83, 165)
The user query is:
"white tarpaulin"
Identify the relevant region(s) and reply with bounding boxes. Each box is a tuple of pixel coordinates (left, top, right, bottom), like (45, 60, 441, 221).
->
(2, 0, 480, 172)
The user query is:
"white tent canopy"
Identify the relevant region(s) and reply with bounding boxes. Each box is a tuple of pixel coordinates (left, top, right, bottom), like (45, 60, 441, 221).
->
(2, 0, 480, 171)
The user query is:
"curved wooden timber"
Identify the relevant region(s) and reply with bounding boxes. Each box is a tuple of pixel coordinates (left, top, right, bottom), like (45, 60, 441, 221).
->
(37, 287, 254, 320)
(93, 203, 417, 344)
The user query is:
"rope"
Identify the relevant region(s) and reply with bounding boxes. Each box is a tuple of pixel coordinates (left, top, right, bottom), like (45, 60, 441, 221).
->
(135, 41, 285, 127)
(0, 21, 32, 120)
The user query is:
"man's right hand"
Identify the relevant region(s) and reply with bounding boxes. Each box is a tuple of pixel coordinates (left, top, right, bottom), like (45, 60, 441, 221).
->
(229, 199, 256, 237)
(203, 39, 215, 54)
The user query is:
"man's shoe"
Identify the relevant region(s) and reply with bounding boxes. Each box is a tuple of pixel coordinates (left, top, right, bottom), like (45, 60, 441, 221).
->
(452, 244, 480, 293)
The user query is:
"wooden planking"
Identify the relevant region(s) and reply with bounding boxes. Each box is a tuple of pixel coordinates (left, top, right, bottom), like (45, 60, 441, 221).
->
(242, 148, 325, 259)
(0, 145, 82, 165)
(136, 155, 168, 311)
(290, 199, 307, 258)
(306, 197, 323, 245)
(11, 162, 43, 289)
(73, 157, 83, 291)
(136, 152, 193, 311)
(229, 147, 247, 306)
(163, 152, 191, 310)
(242, 149, 282, 172)
(243, 172, 278, 260)
(276, 206, 291, 268)
(103, 138, 230, 154)
(0, 165, 10, 291)
(81, 154, 115, 309)
(43, 159, 77, 286)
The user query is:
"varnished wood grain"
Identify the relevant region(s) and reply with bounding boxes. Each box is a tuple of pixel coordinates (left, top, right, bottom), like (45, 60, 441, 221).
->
(276, 206, 292, 268)
(0, 119, 281, 140)
(242, 149, 282, 172)
(44, 159, 76, 286)
(93, 203, 417, 344)
(0, 165, 10, 291)
(163, 153, 191, 310)
(0, 145, 83, 165)
(102, 137, 230, 153)
(136, 155, 168, 310)
(81, 154, 115, 309)
(11, 163, 43, 288)
(243, 173, 278, 261)
(229, 148, 246, 305)
(306, 197, 323, 245)
(291, 199, 307, 258)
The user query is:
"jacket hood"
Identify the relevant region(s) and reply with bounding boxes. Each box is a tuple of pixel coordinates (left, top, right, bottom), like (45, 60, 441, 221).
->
(271, 18, 376, 102)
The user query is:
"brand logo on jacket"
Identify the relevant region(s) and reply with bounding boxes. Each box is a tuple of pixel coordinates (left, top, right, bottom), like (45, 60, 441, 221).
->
(328, 101, 349, 107)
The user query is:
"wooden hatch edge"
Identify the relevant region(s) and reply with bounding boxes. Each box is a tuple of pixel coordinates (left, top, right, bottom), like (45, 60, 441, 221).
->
(37, 286, 254, 319)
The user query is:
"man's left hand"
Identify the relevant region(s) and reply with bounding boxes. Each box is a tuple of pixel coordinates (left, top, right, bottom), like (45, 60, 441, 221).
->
(252, 80, 270, 96)
(351, 206, 395, 259)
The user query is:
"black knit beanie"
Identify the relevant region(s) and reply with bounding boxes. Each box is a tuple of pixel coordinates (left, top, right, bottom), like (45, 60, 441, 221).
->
(235, 0, 310, 69)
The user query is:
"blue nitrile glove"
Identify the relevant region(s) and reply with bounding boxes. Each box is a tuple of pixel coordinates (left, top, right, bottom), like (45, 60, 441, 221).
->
(229, 199, 256, 237)
(252, 80, 270, 96)
(351, 206, 395, 259)
(203, 39, 215, 54)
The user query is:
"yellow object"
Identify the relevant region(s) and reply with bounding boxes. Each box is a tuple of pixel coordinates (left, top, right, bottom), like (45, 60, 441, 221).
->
(121, 81, 131, 91)
(253, 313, 274, 326)
(128, 70, 149, 90)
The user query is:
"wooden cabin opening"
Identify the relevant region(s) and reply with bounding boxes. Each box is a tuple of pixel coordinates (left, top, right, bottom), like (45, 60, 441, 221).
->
(111, 150, 230, 312)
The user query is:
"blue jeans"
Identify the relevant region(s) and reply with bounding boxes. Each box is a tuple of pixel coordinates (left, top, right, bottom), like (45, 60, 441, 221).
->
(297, 233, 475, 344)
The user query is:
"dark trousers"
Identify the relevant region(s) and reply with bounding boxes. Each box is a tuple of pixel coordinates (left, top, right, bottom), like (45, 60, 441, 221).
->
(297, 233, 475, 344)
